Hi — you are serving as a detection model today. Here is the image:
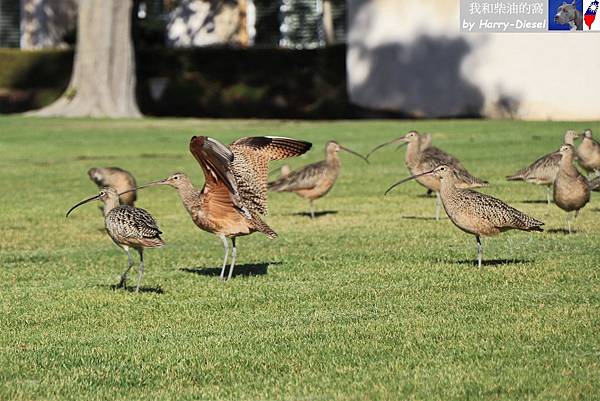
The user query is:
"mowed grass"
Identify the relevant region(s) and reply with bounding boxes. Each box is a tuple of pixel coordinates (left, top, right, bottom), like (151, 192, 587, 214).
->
(1, 116, 599, 401)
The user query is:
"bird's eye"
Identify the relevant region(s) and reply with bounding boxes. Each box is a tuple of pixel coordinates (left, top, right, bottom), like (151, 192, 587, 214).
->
(100, 191, 105, 196)
(174, 176, 179, 180)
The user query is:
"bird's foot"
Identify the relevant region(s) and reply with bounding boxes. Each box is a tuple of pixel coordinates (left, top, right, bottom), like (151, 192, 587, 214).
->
(117, 276, 127, 289)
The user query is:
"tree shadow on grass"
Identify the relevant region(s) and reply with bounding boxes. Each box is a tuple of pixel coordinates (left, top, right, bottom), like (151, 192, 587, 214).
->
(180, 262, 281, 278)
(286, 211, 338, 219)
(546, 228, 575, 234)
(102, 284, 165, 294)
(454, 258, 532, 267)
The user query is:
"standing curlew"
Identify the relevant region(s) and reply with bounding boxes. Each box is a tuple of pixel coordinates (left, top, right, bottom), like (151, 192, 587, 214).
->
(66, 187, 164, 292)
(553, 144, 590, 233)
(267, 141, 369, 218)
(385, 165, 543, 267)
(576, 129, 600, 177)
(369, 131, 487, 220)
(132, 136, 311, 280)
(506, 129, 579, 205)
(88, 167, 137, 207)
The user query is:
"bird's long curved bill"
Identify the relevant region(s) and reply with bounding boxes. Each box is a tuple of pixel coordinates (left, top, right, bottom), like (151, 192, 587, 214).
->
(119, 179, 167, 196)
(384, 169, 435, 196)
(66, 194, 100, 217)
(340, 146, 370, 164)
(366, 136, 406, 159)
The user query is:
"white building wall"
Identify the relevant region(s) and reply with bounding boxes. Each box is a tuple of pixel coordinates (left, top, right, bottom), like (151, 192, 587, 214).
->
(347, 0, 600, 120)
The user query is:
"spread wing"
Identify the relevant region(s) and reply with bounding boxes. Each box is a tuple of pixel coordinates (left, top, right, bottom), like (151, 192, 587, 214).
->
(229, 136, 312, 215)
(268, 160, 327, 192)
(189, 136, 250, 218)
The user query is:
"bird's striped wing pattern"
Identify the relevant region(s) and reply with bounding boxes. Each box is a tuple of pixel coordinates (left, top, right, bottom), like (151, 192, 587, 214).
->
(463, 191, 543, 231)
(189, 136, 250, 217)
(507, 152, 560, 182)
(268, 161, 328, 192)
(107, 206, 162, 239)
(229, 136, 312, 215)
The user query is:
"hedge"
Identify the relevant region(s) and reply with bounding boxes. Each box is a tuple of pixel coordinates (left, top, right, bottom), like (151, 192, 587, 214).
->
(0, 45, 361, 118)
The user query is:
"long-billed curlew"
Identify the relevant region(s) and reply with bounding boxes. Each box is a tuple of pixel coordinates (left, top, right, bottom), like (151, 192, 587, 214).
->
(385, 165, 543, 267)
(553, 144, 590, 233)
(267, 141, 369, 218)
(576, 129, 600, 176)
(88, 167, 137, 207)
(369, 131, 487, 220)
(132, 136, 311, 280)
(506, 129, 579, 205)
(66, 187, 164, 292)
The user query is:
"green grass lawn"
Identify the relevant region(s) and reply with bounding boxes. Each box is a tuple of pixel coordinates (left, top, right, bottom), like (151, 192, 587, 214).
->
(1, 117, 599, 401)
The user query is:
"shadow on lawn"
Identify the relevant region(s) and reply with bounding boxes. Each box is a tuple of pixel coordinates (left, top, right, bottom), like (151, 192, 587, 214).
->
(546, 228, 576, 234)
(180, 262, 282, 278)
(520, 200, 551, 204)
(103, 284, 165, 294)
(455, 258, 531, 267)
(287, 210, 338, 218)
(401, 216, 446, 221)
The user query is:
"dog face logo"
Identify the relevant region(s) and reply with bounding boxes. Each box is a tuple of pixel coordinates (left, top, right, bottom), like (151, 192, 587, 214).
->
(554, 1, 583, 29)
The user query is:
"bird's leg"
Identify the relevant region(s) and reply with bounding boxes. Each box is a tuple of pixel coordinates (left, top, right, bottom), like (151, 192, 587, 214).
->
(219, 234, 229, 280)
(135, 249, 144, 293)
(566, 213, 572, 234)
(476, 236, 483, 268)
(118, 246, 134, 288)
(435, 192, 441, 221)
(309, 200, 315, 219)
(545, 186, 551, 206)
(227, 237, 237, 281)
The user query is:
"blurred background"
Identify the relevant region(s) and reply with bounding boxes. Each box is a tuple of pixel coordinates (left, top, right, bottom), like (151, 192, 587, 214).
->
(0, 0, 598, 120)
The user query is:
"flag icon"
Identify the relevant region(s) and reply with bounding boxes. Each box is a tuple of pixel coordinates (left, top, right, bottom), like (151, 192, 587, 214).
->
(585, 0, 599, 29)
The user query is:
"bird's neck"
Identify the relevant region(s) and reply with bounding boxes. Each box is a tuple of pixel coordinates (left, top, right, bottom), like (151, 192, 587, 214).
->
(559, 155, 578, 176)
(176, 181, 203, 211)
(439, 177, 458, 199)
(102, 197, 120, 216)
(405, 140, 421, 167)
(326, 151, 341, 167)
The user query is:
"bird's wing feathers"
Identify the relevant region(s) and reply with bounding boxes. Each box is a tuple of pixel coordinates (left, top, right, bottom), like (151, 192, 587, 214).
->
(229, 136, 312, 215)
(268, 161, 327, 192)
(463, 190, 543, 229)
(110, 206, 162, 239)
(189, 136, 250, 217)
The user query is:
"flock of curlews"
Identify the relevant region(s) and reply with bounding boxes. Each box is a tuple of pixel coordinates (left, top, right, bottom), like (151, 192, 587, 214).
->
(67, 129, 600, 291)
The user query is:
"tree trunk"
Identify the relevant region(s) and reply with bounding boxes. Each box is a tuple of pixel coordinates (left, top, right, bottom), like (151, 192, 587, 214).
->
(322, 0, 334, 45)
(30, 0, 141, 118)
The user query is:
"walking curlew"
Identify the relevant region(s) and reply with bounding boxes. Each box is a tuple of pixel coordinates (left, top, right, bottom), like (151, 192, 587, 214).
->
(576, 129, 600, 177)
(369, 131, 487, 220)
(132, 136, 311, 280)
(88, 167, 137, 207)
(385, 165, 543, 267)
(267, 141, 369, 218)
(506, 129, 579, 205)
(66, 187, 164, 292)
(553, 144, 590, 233)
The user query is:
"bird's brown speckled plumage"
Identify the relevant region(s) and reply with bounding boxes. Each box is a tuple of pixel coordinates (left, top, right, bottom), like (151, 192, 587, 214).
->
(66, 187, 163, 291)
(134, 135, 311, 280)
(553, 145, 590, 232)
(268, 141, 368, 218)
(576, 129, 600, 175)
(88, 167, 137, 206)
(507, 130, 578, 185)
(385, 165, 543, 267)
